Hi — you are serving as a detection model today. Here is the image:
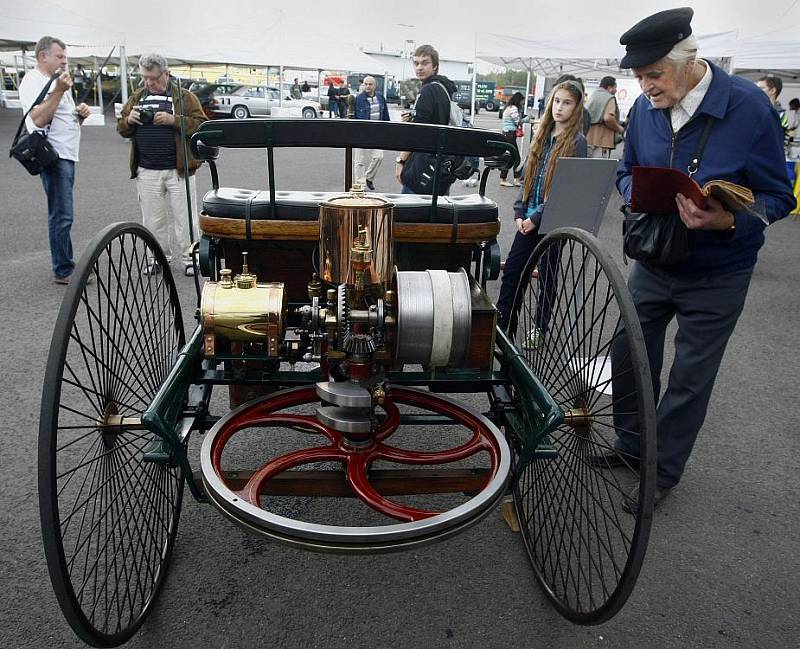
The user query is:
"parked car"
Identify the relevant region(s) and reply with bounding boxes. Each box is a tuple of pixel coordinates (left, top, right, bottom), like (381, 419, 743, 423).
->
(190, 82, 243, 119)
(211, 86, 321, 119)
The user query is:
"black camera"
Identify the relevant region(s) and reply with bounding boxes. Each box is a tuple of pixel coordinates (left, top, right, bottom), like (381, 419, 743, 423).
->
(139, 107, 155, 124)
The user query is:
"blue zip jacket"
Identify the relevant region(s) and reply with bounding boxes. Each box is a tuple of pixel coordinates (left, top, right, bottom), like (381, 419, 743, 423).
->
(617, 60, 794, 275)
(354, 91, 390, 121)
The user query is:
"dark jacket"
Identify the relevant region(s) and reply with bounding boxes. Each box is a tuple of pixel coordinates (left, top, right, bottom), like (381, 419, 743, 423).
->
(413, 74, 456, 125)
(355, 91, 390, 121)
(617, 60, 794, 275)
(117, 82, 206, 178)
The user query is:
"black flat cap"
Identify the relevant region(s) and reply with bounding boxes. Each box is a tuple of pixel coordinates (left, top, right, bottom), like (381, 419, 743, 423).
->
(619, 7, 694, 69)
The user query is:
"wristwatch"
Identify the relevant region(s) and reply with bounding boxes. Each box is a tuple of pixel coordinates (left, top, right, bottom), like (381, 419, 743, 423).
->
(395, 157, 405, 165)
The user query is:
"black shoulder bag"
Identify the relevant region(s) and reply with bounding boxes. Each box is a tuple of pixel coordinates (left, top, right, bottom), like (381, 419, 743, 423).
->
(622, 113, 716, 266)
(9, 74, 61, 175)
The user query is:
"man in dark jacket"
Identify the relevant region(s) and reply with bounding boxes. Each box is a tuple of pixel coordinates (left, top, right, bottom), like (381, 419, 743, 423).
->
(117, 52, 206, 276)
(394, 43, 457, 194)
(606, 8, 794, 512)
(353, 76, 390, 190)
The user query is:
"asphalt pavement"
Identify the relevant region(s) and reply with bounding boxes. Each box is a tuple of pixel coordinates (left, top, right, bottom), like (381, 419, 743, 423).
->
(0, 108, 798, 649)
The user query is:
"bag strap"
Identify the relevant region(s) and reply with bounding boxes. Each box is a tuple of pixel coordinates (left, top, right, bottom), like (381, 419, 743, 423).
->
(687, 116, 716, 177)
(12, 74, 60, 146)
(430, 81, 453, 123)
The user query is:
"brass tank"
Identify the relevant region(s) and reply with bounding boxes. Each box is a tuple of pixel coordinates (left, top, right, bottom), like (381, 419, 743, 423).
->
(200, 256, 287, 358)
(319, 185, 394, 289)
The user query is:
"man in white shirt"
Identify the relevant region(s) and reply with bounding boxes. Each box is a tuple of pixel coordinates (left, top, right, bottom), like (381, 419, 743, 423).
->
(19, 36, 90, 284)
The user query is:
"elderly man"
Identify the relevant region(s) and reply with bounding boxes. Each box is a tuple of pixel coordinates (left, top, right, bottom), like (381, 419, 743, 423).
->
(585, 76, 625, 158)
(19, 36, 91, 284)
(117, 54, 206, 276)
(605, 8, 794, 512)
(353, 76, 390, 190)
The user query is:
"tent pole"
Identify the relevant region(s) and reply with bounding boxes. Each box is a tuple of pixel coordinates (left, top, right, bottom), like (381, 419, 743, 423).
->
(279, 64, 284, 107)
(96, 57, 104, 114)
(317, 69, 322, 104)
(471, 32, 478, 126)
(119, 45, 128, 104)
(523, 61, 532, 149)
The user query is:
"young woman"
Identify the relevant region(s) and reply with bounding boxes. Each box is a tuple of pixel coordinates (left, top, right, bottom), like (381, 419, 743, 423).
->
(496, 80, 588, 340)
(499, 92, 527, 187)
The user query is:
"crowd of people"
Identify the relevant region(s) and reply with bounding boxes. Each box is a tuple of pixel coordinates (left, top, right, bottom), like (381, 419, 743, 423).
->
(17, 8, 797, 513)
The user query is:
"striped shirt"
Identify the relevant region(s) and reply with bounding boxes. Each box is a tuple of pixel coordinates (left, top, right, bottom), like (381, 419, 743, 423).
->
(134, 85, 176, 170)
(368, 95, 381, 120)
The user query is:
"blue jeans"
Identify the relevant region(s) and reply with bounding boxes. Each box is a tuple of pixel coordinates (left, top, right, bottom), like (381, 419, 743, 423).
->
(40, 158, 75, 279)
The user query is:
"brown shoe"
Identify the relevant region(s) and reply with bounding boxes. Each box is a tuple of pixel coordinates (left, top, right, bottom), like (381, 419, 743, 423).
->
(622, 484, 672, 515)
(54, 272, 94, 286)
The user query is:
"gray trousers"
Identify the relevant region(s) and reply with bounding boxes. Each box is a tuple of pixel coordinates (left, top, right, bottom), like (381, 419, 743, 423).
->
(611, 261, 754, 489)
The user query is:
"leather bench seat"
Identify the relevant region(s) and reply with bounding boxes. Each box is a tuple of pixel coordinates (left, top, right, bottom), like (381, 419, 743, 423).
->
(202, 188, 499, 224)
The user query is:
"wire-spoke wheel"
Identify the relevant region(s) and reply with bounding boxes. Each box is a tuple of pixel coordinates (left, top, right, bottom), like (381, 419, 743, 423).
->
(39, 222, 186, 647)
(506, 227, 656, 624)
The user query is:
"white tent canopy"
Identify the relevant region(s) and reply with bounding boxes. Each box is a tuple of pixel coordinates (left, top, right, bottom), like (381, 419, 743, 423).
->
(476, 30, 740, 78)
(733, 39, 800, 76)
(0, 1, 123, 51)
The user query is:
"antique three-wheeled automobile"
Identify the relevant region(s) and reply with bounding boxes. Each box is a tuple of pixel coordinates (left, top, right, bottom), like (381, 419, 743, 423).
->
(38, 118, 656, 646)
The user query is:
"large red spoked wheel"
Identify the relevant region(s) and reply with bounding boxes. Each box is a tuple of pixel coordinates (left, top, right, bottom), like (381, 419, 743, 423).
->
(200, 385, 510, 552)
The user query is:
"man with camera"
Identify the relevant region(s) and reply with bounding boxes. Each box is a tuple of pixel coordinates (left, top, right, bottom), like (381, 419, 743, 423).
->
(117, 53, 206, 276)
(19, 36, 91, 284)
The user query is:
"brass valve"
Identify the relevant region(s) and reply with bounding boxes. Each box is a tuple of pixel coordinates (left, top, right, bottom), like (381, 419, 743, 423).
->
(235, 252, 257, 289)
(351, 226, 373, 265)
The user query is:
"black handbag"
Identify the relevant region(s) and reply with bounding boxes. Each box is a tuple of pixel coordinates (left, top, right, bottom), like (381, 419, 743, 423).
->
(9, 74, 60, 175)
(623, 114, 716, 265)
(622, 207, 689, 265)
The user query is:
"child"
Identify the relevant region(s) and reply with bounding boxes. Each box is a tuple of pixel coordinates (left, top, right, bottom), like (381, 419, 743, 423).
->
(499, 92, 528, 187)
(495, 80, 588, 341)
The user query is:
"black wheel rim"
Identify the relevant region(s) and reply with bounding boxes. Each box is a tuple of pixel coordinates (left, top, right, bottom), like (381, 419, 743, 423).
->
(507, 227, 656, 624)
(39, 223, 186, 647)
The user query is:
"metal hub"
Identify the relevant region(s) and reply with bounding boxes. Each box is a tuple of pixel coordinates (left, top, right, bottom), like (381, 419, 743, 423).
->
(97, 403, 143, 449)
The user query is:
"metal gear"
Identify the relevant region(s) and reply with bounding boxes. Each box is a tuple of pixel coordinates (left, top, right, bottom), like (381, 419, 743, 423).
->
(336, 284, 349, 349)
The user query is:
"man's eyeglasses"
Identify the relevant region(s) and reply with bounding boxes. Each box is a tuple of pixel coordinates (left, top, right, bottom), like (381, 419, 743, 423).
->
(142, 71, 166, 83)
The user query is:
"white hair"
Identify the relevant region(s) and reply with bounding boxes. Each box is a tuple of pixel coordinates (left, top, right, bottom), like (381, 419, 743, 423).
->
(664, 34, 699, 65)
(138, 52, 168, 73)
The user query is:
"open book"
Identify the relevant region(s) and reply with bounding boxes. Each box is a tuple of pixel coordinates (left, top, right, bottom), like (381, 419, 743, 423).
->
(631, 166, 755, 215)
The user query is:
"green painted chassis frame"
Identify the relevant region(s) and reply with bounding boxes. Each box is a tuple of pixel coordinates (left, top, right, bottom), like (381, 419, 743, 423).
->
(142, 117, 563, 503)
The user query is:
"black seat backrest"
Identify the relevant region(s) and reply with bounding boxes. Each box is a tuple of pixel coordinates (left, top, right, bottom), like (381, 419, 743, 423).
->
(202, 188, 498, 224)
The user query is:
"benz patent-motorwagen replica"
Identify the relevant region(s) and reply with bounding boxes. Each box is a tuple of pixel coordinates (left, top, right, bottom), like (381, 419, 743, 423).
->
(39, 118, 656, 647)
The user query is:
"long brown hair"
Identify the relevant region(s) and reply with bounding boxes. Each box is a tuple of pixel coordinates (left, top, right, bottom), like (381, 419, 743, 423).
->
(522, 81, 585, 205)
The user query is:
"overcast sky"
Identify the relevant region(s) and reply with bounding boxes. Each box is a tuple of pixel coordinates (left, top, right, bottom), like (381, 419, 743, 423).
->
(13, 0, 800, 62)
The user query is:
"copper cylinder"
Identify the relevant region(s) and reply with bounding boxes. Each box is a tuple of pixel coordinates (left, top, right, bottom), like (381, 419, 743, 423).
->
(319, 189, 394, 289)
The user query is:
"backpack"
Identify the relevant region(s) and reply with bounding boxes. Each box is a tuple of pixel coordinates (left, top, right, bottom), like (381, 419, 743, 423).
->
(431, 81, 464, 126)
